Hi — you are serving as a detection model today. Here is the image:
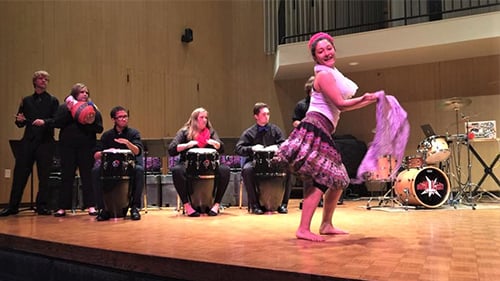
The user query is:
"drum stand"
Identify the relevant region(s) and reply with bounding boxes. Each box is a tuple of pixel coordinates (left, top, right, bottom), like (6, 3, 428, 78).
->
(446, 113, 477, 209)
(366, 155, 408, 210)
(366, 180, 406, 210)
(468, 143, 500, 202)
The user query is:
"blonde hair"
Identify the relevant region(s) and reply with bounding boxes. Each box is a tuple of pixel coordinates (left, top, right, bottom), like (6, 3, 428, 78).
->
(32, 70, 50, 87)
(182, 107, 213, 140)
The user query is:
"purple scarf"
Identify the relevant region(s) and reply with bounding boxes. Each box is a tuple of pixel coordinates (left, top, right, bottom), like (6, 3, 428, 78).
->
(354, 91, 410, 182)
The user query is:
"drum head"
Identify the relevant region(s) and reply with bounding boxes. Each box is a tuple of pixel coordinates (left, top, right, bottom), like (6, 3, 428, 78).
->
(188, 148, 217, 154)
(395, 167, 450, 208)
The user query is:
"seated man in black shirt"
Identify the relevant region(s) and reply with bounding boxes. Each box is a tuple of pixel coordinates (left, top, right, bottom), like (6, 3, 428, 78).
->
(92, 106, 144, 221)
(235, 102, 291, 215)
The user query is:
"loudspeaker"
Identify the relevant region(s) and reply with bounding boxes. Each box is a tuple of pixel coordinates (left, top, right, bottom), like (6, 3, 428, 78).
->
(181, 28, 193, 43)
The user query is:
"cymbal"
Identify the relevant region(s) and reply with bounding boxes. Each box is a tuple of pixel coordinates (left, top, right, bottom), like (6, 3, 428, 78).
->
(440, 97, 472, 111)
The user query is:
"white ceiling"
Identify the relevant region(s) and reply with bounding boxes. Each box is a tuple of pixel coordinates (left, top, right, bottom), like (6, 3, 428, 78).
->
(274, 11, 500, 80)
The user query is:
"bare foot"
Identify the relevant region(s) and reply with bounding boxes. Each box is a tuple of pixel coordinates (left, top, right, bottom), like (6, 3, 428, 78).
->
(319, 223, 349, 235)
(296, 229, 325, 242)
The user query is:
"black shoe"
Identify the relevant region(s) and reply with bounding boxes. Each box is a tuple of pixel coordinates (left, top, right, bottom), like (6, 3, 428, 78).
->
(277, 204, 288, 214)
(187, 210, 200, 217)
(0, 207, 19, 217)
(36, 207, 52, 216)
(208, 210, 218, 216)
(88, 207, 98, 216)
(53, 210, 66, 217)
(96, 210, 110, 221)
(130, 207, 141, 221)
(251, 205, 264, 215)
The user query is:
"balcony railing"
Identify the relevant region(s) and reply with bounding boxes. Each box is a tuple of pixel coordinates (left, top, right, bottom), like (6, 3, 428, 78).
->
(264, 0, 500, 54)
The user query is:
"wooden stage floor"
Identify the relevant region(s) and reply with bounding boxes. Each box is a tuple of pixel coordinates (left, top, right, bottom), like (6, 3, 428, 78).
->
(1, 196, 500, 281)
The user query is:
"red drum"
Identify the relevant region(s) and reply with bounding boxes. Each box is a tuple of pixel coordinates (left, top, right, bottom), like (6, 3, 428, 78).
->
(393, 167, 450, 208)
(186, 148, 219, 178)
(101, 149, 135, 179)
(403, 155, 425, 169)
(367, 155, 397, 182)
(71, 101, 96, 125)
(418, 135, 450, 164)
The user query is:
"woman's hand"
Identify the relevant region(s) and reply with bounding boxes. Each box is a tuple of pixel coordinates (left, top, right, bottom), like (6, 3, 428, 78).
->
(207, 139, 220, 149)
(362, 92, 378, 101)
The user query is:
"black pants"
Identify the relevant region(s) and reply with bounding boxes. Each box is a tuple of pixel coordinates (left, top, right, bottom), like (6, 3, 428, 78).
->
(171, 163, 230, 205)
(56, 144, 95, 210)
(92, 164, 144, 210)
(9, 140, 55, 210)
(241, 161, 291, 208)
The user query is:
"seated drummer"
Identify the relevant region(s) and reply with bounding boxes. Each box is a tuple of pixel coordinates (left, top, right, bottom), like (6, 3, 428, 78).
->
(235, 102, 291, 215)
(167, 107, 230, 217)
(92, 106, 144, 221)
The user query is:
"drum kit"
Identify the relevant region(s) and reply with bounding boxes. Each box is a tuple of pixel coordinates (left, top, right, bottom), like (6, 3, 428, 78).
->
(367, 97, 482, 210)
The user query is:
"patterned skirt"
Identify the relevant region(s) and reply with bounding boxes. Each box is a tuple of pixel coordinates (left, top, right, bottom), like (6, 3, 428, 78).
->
(276, 112, 349, 192)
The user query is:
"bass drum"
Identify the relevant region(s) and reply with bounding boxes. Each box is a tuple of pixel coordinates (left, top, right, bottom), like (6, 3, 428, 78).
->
(393, 167, 450, 208)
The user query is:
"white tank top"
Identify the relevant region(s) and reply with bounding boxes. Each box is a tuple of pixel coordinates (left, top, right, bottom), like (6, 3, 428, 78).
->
(308, 65, 358, 129)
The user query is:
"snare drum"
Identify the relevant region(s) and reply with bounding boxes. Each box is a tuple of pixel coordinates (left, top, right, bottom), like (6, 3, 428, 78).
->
(101, 149, 135, 179)
(393, 166, 450, 208)
(418, 135, 450, 164)
(253, 147, 285, 176)
(367, 155, 397, 182)
(403, 155, 425, 169)
(186, 148, 219, 178)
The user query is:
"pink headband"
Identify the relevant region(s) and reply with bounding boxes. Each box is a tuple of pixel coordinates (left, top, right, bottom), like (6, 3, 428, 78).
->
(308, 32, 334, 50)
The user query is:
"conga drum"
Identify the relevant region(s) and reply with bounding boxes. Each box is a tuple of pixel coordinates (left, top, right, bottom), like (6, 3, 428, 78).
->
(186, 148, 219, 213)
(253, 147, 286, 212)
(101, 149, 135, 218)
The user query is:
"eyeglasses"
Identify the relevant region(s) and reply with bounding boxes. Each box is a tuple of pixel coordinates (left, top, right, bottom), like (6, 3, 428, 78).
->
(115, 115, 128, 120)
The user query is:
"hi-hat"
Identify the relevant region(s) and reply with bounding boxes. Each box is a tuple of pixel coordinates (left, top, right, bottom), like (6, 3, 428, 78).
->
(440, 97, 472, 111)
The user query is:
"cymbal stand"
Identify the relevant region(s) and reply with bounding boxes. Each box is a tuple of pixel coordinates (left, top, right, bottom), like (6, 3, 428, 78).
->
(447, 109, 476, 209)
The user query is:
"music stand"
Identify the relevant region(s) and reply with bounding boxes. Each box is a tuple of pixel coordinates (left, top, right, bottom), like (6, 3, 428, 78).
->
(142, 138, 169, 212)
(9, 140, 35, 212)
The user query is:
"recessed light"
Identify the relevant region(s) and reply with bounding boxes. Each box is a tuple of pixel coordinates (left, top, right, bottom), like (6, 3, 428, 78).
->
(348, 62, 359, 66)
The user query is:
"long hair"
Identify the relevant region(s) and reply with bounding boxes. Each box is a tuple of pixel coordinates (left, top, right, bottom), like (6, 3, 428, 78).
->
(182, 107, 213, 140)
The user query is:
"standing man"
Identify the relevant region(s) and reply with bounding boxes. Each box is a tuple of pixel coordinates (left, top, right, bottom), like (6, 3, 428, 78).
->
(92, 106, 144, 221)
(292, 76, 314, 128)
(235, 102, 291, 214)
(0, 70, 59, 216)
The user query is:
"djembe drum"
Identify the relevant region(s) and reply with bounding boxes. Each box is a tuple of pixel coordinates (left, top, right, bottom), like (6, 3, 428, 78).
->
(186, 148, 219, 213)
(253, 147, 286, 212)
(100, 149, 135, 218)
